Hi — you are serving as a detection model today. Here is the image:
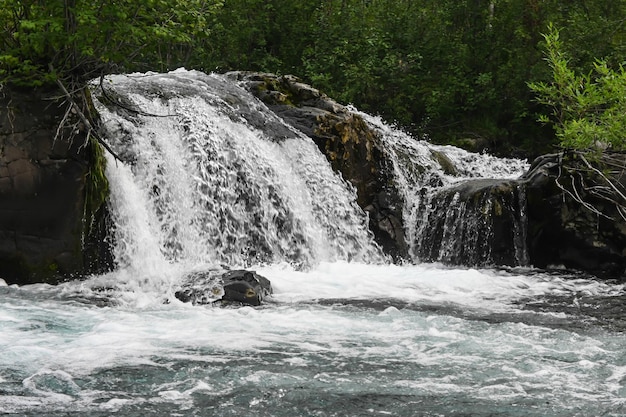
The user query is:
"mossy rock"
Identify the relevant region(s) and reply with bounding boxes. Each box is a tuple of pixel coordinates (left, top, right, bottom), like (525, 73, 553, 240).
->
(0, 85, 113, 285)
(430, 149, 458, 176)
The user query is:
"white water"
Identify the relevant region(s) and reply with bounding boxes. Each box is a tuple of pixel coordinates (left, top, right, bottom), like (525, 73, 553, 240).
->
(1, 263, 625, 416)
(98, 70, 383, 282)
(0, 70, 625, 416)
(358, 110, 530, 266)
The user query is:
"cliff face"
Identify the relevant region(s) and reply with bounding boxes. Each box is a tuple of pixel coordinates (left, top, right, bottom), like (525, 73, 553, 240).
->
(0, 85, 111, 284)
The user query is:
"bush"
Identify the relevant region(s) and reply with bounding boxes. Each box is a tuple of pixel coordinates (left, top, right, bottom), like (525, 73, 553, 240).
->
(529, 24, 626, 151)
(0, 0, 223, 86)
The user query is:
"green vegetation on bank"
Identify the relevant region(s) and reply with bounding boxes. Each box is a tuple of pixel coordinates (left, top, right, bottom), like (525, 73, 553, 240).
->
(529, 25, 626, 152)
(0, 0, 223, 85)
(2, 0, 626, 157)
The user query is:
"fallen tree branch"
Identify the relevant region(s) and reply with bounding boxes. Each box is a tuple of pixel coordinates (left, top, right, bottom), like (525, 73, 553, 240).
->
(53, 103, 73, 147)
(50, 65, 124, 163)
(98, 74, 176, 118)
(554, 150, 626, 222)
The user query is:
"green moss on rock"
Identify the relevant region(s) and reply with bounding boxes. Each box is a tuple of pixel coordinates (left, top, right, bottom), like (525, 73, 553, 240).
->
(430, 149, 458, 176)
(84, 137, 109, 233)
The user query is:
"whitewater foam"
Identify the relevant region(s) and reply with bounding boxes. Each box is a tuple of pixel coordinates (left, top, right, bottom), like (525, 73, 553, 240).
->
(94, 70, 384, 284)
(1, 262, 625, 416)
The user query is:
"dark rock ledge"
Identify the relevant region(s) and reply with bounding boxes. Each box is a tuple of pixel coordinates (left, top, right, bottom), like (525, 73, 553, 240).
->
(522, 151, 626, 279)
(425, 151, 626, 280)
(0, 85, 111, 284)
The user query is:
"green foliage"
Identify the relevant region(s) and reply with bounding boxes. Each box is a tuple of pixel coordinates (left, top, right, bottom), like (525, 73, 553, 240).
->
(529, 24, 626, 151)
(0, 0, 223, 85)
(294, 0, 555, 156)
(4, 0, 626, 157)
(203, 0, 318, 73)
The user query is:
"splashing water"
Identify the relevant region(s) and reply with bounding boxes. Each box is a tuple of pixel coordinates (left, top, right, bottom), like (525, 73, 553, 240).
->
(356, 110, 530, 266)
(93, 70, 384, 290)
(0, 70, 625, 417)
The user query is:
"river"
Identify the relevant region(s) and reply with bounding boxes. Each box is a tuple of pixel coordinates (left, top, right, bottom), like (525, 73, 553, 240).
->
(0, 70, 624, 416)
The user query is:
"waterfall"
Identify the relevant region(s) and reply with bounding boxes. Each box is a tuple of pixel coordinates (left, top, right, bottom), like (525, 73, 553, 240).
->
(92, 70, 384, 276)
(92, 69, 532, 276)
(356, 111, 530, 267)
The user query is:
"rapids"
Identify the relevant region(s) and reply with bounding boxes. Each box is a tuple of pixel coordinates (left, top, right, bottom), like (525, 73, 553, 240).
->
(0, 70, 624, 416)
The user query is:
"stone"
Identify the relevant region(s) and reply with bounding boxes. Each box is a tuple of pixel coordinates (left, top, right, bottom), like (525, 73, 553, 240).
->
(413, 178, 526, 266)
(430, 149, 458, 176)
(522, 151, 626, 279)
(175, 268, 273, 306)
(221, 270, 273, 306)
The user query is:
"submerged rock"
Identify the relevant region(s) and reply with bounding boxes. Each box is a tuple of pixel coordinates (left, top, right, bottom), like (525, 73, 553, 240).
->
(175, 268, 272, 306)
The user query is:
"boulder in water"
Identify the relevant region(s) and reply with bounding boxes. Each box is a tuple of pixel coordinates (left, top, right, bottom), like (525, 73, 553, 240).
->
(175, 269, 272, 306)
(221, 270, 273, 306)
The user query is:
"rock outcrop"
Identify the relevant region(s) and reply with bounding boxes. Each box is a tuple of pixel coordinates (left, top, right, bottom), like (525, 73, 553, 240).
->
(230, 72, 407, 258)
(419, 151, 626, 279)
(0, 85, 111, 284)
(231, 72, 626, 278)
(414, 178, 527, 267)
(522, 152, 626, 279)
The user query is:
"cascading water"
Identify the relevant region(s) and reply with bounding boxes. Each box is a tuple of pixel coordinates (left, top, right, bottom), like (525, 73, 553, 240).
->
(95, 69, 532, 277)
(93, 70, 384, 284)
(356, 110, 530, 266)
(1, 69, 625, 417)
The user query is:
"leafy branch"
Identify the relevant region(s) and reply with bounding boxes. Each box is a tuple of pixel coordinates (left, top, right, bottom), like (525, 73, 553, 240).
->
(528, 24, 626, 220)
(529, 23, 626, 151)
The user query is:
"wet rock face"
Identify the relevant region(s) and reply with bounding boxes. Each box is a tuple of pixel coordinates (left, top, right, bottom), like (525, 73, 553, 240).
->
(0, 86, 111, 284)
(175, 269, 273, 306)
(415, 179, 527, 267)
(230, 72, 407, 259)
(409, 149, 626, 279)
(230, 72, 626, 276)
(522, 152, 626, 279)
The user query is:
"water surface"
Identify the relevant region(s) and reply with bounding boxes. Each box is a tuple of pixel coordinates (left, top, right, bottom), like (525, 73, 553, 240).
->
(1, 263, 624, 416)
